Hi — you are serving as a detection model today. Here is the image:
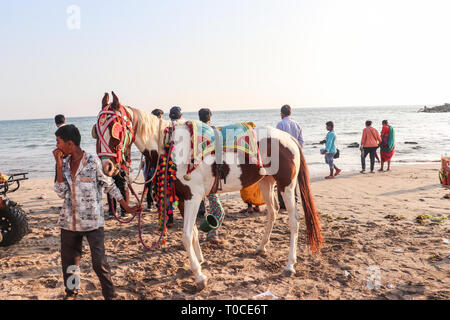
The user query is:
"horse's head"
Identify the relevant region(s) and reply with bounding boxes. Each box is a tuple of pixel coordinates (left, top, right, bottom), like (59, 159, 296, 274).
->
(92, 92, 135, 177)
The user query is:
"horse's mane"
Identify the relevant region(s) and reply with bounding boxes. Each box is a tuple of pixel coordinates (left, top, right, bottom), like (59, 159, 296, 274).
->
(126, 106, 171, 150)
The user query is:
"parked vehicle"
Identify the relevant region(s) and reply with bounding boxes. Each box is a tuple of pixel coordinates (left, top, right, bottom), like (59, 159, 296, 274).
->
(0, 172, 29, 246)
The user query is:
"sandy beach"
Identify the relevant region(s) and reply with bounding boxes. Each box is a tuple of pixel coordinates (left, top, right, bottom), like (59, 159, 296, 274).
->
(0, 164, 449, 300)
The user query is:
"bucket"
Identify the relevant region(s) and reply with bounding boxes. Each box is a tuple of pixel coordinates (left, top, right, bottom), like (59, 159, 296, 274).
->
(199, 214, 219, 233)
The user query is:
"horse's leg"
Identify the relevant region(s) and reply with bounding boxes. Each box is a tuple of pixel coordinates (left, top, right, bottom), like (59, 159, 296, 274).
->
(182, 196, 207, 289)
(255, 176, 277, 255)
(192, 225, 204, 264)
(280, 181, 299, 276)
(180, 200, 204, 263)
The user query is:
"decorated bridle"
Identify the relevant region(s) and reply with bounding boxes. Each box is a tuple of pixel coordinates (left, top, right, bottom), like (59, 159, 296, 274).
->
(96, 104, 136, 173)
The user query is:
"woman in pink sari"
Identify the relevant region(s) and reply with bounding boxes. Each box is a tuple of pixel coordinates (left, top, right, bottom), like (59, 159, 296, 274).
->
(379, 120, 395, 171)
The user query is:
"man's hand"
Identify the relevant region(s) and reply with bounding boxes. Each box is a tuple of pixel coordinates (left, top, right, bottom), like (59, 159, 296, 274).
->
(119, 200, 142, 214)
(53, 149, 64, 168)
(127, 205, 142, 214)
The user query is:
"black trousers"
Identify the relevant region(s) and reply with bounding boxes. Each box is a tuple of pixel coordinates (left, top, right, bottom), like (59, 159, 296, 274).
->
(361, 147, 378, 171)
(60, 228, 115, 299)
(146, 181, 153, 208)
(197, 200, 205, 217)
(277, 187, 299, 210)
(107, 175, 127, 215)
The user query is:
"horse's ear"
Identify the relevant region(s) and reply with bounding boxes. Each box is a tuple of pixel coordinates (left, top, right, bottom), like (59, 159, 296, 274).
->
(111, 91, 120, 110)
(102, 93, 109, 108)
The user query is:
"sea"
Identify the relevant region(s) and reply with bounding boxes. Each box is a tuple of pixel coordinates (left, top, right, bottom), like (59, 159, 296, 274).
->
(1, 105, 449, 179)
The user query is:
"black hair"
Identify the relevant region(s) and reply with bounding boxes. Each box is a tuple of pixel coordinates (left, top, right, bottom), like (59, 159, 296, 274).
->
(55, 124, 81, 146)
(54, 114, 65, 126)
(382, 120, 388, 125)
(151, 109, 164, 117)
(198, 108, 212, 123)
(169, 106, 182, 120)
(365, 120, 372, 126)
(326, 121, 334, 129)
(281, 105, 291, 116)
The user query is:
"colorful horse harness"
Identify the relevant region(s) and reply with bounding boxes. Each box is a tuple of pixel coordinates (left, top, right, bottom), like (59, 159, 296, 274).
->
(96, 105, 135, 170)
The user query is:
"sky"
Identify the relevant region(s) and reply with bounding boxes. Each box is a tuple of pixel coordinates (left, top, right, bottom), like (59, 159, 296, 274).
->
(1, 0, 450, 120)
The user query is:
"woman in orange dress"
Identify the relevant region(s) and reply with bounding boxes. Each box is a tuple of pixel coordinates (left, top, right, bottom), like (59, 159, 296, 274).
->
(239, 183, 265, 213)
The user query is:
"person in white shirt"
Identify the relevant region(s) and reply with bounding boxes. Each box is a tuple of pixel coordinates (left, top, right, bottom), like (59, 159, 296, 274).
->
(53, 124, 141, 300)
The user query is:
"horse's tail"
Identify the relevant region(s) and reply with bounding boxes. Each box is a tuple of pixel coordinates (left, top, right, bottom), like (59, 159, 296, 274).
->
(297, 144, 323, 254)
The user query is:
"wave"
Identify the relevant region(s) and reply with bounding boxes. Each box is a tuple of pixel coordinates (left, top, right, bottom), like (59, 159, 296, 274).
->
(18, 142, 55, 149)
(395, 159, 440, 163)
(342, 132, 360, 135)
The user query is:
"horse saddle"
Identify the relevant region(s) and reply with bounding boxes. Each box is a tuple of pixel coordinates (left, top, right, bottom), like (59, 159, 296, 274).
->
(185, 121, 263, 193)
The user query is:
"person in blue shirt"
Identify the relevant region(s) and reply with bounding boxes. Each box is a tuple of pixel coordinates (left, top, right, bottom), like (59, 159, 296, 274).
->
(276, 105, 304, 147)
(320, 121, 342, 179)
(276, 105, 301, 210)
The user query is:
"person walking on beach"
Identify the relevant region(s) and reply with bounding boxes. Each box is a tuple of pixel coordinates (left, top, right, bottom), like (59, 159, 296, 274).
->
(360, 120, 382, 174)
(379, 120, 395, 172)
(53, 124, 141, 300)
(54, 114, 66, 128)
(151, 108, 164, 119)
(276, 105, 304, 147)
(197, 108, 227, 244)
(169, 106, 185, 125)
(320, 121, 342, 179)
(276, 105, 301, 210)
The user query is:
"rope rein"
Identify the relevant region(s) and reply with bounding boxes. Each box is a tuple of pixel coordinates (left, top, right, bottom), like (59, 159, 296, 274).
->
(110, 120, 174, 250)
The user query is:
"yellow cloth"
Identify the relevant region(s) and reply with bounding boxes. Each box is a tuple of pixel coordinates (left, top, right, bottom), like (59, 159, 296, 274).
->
(0, 174, 8, 184)
(240, 184, 265, 206)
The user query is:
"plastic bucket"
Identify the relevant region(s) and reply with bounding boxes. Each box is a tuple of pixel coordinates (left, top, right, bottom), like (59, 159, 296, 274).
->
(199, 214, 219, 233)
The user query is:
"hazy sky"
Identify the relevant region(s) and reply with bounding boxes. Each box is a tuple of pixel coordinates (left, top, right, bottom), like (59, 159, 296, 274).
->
(1, 0, 450, 120)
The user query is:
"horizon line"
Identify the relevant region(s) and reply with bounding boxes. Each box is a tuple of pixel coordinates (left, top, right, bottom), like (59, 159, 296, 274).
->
(0, 103, 432, 122)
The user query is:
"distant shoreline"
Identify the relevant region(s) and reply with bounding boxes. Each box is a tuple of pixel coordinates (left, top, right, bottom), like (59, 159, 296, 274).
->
(0, 104, 426, 122)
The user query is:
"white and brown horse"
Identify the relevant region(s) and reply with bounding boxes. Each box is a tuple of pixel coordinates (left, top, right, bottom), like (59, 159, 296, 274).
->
(93, 92, 323, 290)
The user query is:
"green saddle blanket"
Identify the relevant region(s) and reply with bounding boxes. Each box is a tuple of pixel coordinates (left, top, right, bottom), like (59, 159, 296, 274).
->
(185, 121, 261, 174)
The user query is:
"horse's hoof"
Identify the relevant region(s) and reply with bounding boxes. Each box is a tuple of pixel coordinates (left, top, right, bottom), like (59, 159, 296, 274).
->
(283, 268, 295, 277)
(255, 248, 266, 256)
(196, 276, 207, 291)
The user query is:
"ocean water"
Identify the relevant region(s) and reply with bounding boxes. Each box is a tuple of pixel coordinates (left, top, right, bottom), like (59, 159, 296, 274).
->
(1, 105, 449, 179)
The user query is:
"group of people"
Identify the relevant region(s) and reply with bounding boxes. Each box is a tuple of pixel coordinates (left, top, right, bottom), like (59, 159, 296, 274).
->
(50, 105, 395, 300)
(322, 119, 395, 178)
